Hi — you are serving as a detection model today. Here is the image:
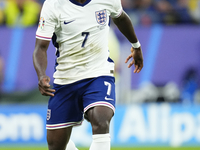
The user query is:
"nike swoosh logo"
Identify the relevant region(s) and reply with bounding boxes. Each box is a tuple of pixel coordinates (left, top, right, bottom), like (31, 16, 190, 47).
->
(64, 20, 75, 25)
(105, 96, 114, 101)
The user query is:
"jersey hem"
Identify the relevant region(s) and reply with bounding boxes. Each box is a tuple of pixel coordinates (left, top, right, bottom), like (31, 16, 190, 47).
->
(54, 74, 114, 85)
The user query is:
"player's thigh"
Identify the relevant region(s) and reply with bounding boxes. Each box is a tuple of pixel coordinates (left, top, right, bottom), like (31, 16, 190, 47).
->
(47, 126, 72, 150)
(86, 106, 114, 134)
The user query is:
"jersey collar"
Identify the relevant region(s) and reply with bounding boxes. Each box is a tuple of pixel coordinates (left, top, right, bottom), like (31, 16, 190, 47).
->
(69, 0, 91, 6)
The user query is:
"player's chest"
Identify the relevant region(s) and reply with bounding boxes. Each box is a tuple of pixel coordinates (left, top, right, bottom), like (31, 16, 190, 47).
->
(58, 6, 110, 33)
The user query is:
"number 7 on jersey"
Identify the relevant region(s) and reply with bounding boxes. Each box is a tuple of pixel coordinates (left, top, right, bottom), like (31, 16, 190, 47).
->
(81, 32, 90, 47)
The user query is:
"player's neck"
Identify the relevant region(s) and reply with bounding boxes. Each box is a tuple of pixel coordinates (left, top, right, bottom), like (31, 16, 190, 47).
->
(75, 0, 87, 4)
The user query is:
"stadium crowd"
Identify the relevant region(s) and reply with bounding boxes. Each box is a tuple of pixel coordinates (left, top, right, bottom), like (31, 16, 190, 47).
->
(122, 0, 200, 25)
(0, 0, 199, 27)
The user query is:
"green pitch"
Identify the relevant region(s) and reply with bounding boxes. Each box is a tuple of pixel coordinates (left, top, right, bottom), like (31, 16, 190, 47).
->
(0, 147, 200, 150)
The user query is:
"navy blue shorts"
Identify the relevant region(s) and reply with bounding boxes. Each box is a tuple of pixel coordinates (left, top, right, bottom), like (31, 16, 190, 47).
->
(46, 76, 115, 129)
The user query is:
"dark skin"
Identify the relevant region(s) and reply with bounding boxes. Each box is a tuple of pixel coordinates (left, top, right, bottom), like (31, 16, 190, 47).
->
(78, 0, 88, 4)
(33, 8, 143, 150)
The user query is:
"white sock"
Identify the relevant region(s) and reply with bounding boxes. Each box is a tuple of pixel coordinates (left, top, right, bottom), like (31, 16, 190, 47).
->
(89, 133, 111, 150)
(66, 139, 78, 150)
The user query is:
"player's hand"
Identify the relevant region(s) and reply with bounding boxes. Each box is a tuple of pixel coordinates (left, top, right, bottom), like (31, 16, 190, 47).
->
(38, 75, 55, 97)
(125, 47, 143, 73)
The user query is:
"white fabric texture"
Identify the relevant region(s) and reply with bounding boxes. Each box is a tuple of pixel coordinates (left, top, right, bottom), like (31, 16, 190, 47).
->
(89, 133, 111, 150)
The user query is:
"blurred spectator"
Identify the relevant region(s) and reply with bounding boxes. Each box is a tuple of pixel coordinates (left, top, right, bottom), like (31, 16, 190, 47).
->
(154, 0, 179, 24)
(180, 68, 199, 104)
(0, 0, 5, 24)
(132, 0, 158, 25)
(0, 0, 41, 27)
(188, 0, 200, 23)
(121, 0, 199, 25)
(38, 0, 45, 4)
(174, 0, 196, 24)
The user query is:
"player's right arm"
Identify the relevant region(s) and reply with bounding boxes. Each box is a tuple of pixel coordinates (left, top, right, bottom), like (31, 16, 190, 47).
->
(33, 1, 57, 97)
(33, 39, 55, 97)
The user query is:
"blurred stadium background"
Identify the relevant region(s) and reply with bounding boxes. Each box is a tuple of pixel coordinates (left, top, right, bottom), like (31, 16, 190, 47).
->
(1, 0, 200, 149)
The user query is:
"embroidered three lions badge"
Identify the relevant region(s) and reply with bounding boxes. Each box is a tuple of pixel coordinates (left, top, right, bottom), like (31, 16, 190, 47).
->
(95, 10, 107, 25)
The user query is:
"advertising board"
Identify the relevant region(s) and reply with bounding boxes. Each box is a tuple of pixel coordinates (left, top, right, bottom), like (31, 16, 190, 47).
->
(0, 104, 200, 147)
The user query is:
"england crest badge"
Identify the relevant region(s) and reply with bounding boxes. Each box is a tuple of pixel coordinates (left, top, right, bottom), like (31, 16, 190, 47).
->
(95, 10, 107, 25)
(47, 109, 51, 120)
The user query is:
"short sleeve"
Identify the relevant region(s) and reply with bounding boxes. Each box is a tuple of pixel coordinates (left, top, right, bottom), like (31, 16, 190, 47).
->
(36, 1, 57, 41)
(110, 0, 123, 18)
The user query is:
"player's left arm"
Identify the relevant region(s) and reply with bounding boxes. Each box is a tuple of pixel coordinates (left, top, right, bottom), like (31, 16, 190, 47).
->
(112, 11, 143, 73)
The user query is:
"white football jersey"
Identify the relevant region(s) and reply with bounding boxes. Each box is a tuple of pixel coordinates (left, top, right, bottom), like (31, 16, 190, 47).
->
(36, 0, 123, 85)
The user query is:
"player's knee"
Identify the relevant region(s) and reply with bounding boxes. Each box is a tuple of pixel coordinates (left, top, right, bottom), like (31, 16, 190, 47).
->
(47, 137, 66, 150)
(48, 142, 66, 150)
(92, 120, 110, 134)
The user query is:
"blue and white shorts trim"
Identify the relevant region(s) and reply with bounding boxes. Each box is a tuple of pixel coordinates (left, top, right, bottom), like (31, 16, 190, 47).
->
(84, 101, 115, 113)
(46, 120, 83, 129)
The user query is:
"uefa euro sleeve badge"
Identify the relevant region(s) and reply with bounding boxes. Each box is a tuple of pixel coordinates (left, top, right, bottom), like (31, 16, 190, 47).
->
(39, 17, 45, 30)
